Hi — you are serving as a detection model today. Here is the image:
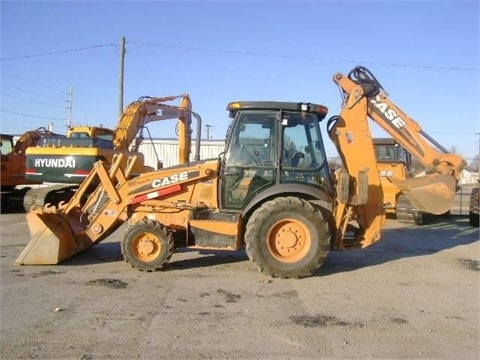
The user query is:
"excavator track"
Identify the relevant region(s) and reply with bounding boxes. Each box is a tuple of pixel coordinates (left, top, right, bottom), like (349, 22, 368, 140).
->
(395, 194, 436, 225)
(23, 185, 78, 212)
(1, 187, 31, 213)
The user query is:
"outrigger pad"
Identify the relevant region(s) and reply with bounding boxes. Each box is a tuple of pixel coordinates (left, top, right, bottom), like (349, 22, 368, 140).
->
(389, 174, 456, 215)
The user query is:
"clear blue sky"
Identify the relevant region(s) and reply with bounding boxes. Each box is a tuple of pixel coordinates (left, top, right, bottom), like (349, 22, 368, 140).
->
(1, 0, 479, 162)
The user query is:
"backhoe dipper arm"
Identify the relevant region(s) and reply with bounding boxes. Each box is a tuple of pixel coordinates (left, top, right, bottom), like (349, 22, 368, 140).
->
(333, 67, 465, 179)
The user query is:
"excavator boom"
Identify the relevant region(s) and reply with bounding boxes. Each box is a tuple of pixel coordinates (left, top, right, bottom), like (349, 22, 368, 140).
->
(13, 127, 56, 155)
(113, 94, 201, 163)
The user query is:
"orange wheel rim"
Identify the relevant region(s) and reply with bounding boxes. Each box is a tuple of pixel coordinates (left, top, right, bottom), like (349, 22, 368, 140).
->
(267, 218, 311, 263)
(132, 232, 161, 262)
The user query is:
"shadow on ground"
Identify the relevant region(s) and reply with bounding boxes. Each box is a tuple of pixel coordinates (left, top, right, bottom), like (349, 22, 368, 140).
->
(317, 217, 479, 276)
(57, 217, 478, 277)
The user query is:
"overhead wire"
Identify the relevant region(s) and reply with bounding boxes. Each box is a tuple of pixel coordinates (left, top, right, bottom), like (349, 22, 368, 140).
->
(1, 82, 66, 101)
(127, 41, 480, 72)
(1, 92, 66, 108)
(1, 41, 478, 145)
(0, 41, 477, 71)
(0, 43, 117, 61)
(0, 109, 65, 121)
(1, 73, 68, 126)
(2, 71, 66, 94)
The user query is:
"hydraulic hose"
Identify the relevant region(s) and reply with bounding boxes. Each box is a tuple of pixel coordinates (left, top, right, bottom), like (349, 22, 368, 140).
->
(347, 66, 384, 97)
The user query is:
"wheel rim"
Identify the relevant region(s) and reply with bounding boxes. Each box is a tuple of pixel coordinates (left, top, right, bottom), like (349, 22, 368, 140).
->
(267, 218, 311, 263)
(131, 232, 162, 262)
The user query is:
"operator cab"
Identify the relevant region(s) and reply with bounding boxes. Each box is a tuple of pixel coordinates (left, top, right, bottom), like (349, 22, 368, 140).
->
(373, 138, 412, 167)
(0, 135, 14, 156)
(221, 101, 332, 210)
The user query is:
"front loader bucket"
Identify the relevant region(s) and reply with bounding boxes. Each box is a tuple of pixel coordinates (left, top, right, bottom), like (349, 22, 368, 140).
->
(15, 209, 85, 265)
(389, 174, 457, 215)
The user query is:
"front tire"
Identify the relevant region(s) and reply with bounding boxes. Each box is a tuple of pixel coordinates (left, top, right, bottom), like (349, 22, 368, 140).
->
(121, 219, 174, 271)
(245, 197, 331, 278)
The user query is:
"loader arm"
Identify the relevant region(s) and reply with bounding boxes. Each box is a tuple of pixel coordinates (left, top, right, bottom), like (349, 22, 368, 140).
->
(15, 153, 217, 265)
(331, 66, 465, 216)
(112, 94, 202, 163)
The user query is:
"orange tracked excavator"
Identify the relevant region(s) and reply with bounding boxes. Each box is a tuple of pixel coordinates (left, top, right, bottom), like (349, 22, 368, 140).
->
(1, 127, 58, 212)
(1, 127, 55, 189)
(15, 66, 464, 278)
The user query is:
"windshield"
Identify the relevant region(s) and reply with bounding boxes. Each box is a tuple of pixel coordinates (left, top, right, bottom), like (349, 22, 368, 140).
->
(221, 109, 332, 210)
(0, 136, 13, 155)
(375, 143, 407, 162)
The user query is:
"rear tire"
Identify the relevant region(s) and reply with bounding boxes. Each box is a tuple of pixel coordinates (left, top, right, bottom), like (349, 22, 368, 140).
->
(245, 196, 331, 279)
(121, 219, 174, 271)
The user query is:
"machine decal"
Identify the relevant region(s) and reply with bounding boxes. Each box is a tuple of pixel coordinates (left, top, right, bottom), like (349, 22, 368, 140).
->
(103, 209, 118, 217)
(34, 158, 76, 168)
(368, 96, 425, 157)
(129, 184, 182, 204)
(379, 170, 394, 177)
(369, 96, 406, 129)
(128, 170, 200, 196)
(152, 171, 190, 188)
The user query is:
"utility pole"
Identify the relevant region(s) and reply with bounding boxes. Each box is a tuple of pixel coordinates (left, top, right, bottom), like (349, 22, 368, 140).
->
(118, 36, 126, 117)
(205, 124, 213, 140)
(66, 86, 73, 128)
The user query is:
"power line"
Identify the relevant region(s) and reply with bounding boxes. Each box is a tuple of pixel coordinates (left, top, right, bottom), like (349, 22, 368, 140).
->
(127, 41, 480, 72)
(0, 43, 117, 61)
(429, 131, 479, 135)
(1, 40, 477, 71)
(1, 92, 66, 108)
(1, 71, 66, 94)
(0, 108, 65, 121)
(1, 82, 66, 101)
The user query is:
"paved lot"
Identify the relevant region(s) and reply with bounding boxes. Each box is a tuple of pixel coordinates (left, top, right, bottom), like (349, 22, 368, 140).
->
(1, 213, 479, 360)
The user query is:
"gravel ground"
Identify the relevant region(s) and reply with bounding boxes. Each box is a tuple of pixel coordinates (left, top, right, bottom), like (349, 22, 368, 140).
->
(1, 213, 479, 360)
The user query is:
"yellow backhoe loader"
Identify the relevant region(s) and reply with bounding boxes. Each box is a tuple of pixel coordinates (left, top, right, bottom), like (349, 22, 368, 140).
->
(372, 138, 451, 224)
(15, 67, 464, 278)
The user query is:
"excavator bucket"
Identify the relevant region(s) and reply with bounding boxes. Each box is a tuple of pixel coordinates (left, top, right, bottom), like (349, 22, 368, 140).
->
(389, 173, 457, 215)
(14, 208, 86, 265)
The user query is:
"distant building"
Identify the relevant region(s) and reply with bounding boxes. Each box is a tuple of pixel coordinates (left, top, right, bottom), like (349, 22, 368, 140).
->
(138, 138, 225, 169)
(459, 169, 479, 185)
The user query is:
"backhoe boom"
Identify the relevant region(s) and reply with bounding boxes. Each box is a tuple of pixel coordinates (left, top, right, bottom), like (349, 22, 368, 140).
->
(330, 66, 465, 216)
